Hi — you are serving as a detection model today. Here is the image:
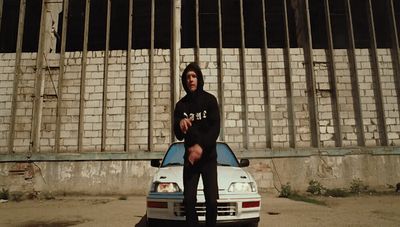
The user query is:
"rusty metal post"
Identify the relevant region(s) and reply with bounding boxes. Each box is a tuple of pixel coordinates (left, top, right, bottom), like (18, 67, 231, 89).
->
(55, 0, 69, 153)
(8, 0, 26, 153)
(78, 0, 91, 152)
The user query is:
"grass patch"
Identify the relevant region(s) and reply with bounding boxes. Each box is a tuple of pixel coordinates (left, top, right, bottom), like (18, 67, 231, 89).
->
(288, 193, 327, 206)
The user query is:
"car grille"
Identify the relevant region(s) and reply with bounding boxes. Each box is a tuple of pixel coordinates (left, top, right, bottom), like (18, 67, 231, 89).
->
(174, 202, 236, 217)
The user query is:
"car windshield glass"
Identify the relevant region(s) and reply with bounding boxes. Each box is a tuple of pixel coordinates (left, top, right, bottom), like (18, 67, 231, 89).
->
(161, 143, 239, 167)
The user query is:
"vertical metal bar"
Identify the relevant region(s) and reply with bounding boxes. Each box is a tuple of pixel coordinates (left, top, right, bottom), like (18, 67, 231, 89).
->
(366, 0, 388, 146)
(324, 0, 342, 147)
(388, 0, 400, 121)
(8, 0, 26, 153)
(283, 0, 296, 148)
(102, 0, 111, 152)
(126, 0, 133, 152)
(0, 0, 3, 33)
(78, 0, 91, 152)
(239, 0, 249, 149)
(345, 0, 365, 146)
(31, 0, 47, 153)
(261, 0, 272, 148)
(195, 0, 200, 64)
(303, 0, 320, 148)
(171, 0, 181, 143)
(55, 0, 69, 153)
(149, 0, 155, 152)
(217, 0, 224, 141)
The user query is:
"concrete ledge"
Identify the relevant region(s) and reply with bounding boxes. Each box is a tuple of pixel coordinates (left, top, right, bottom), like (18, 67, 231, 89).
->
(1, 146, 400, 162)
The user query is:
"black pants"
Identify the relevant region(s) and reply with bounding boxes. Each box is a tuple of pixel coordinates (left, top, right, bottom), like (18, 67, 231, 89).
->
(183, 158, 218, 227)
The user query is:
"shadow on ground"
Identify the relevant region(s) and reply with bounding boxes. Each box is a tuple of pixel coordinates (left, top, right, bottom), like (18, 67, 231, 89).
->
(135, 214, 147, 227)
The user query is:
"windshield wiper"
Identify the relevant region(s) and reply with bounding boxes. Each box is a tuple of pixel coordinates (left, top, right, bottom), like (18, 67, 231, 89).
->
(163, 162, 183, 167)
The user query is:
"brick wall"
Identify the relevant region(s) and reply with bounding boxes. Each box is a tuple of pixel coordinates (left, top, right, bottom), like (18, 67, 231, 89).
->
(0, 48, 399, 154)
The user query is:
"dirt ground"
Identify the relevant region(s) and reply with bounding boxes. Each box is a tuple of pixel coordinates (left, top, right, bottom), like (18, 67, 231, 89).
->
(0, 192, 399, 227)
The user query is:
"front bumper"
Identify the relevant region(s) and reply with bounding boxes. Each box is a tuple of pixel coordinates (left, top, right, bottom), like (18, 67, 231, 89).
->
(147, 193, 261, 225)
(147, 217, 260, 227)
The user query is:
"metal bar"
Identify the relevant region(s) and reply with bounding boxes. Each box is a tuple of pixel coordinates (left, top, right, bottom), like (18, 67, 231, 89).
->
(283, 0, 296, 148)
(126, 0, 133, 152)
(102, 0, 111, 152)
(0, 0, 3, 33)
(31, 0, 47, 153)
(8, 0, 26, 153)
(195, 0, 200, 64)
(55, 0, 69, 153)
(239, 0, 249, 149)
(324, 0, 342, 147)
(171, 0, 181, 143)
(388, 0, 400, 121)
(217, 0, 224, 141)
(261, 0, 272, 148)
(303, 0, 320, 148)
(366, 0, 388, 146)
(78, 0, 91, 152)
(149, 0, 155, 152)
(345, 0, 365, 146)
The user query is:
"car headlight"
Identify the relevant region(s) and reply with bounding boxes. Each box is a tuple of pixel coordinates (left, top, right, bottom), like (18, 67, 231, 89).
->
(228, 182, 257, 192)
(151, 182, 181, 193)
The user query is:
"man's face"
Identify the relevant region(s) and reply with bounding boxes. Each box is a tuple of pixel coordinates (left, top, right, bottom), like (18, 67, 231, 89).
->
(186, 71, 198, 92)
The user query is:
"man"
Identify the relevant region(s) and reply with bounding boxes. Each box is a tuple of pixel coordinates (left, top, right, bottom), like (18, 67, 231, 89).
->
(174, 62, 220, 227)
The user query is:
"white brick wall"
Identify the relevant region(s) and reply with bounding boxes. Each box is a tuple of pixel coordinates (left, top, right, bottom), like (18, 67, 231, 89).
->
(0, 48, 399, 153)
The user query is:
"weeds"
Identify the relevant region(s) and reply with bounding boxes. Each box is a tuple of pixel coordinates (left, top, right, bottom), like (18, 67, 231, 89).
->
(307, 180, 326, 195)
(350, 178, 369, 194)
(0, 188, 9, 200)
(279, 182, 292, 198)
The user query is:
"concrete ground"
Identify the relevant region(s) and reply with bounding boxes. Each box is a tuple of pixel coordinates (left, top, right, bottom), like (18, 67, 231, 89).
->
(0, 192, 400, 227)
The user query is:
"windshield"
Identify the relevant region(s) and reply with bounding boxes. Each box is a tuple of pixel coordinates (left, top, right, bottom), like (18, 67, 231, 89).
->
(161, 143, 239, 167)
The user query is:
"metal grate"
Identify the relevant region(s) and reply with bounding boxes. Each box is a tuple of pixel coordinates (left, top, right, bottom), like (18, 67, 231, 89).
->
(174, 202, 236, 217)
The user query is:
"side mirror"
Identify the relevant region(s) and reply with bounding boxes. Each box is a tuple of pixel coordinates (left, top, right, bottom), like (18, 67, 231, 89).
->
(151, 159, 161, 167)
(239, 159, 250, 167)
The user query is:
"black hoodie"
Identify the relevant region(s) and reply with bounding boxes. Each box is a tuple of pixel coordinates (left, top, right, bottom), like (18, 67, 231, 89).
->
(174, 62, 220, 163)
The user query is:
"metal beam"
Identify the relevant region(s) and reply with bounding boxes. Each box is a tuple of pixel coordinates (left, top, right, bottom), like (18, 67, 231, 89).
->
(78, 0, 91, 152)
(217, 0, 225, 141)
(261, 0, 272, 148)
(31, 0, 47, 153)
(0, 0, 3, 34)
(324, 0, 342, 147)
(388, 0, 400, 122)
(366, 0, 388, 146)
(195, 0, 200, 64)
(148, 0, 155, 152)
(170, 0, 181, 143)
(126, 0, 133, 152)
(102, 0, 111, 152)
(8, 0, 26, 153)
(345, 0, 365, 146)
(55, 0, 69, 153)
(283, 0, 296, 148)
(239, 0, 249, 149)
(303, 0, 320, 148)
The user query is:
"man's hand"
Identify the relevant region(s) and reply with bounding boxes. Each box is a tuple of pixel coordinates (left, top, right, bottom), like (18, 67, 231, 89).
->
(188, 144, 203, 165)
(180, 118, 192, 134)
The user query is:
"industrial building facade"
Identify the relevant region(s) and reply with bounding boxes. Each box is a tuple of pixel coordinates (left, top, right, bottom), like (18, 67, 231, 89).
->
(0, 0, 399, 194)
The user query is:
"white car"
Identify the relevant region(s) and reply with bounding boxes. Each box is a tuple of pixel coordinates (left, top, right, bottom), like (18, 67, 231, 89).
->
(147, 142, 261, 227)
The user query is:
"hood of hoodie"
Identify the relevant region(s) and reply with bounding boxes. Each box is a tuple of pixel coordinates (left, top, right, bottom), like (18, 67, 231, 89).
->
(181, 62, 204, 94)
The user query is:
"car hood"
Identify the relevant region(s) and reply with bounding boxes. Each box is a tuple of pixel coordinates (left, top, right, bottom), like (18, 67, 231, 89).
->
(151, 166, 254, 192)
